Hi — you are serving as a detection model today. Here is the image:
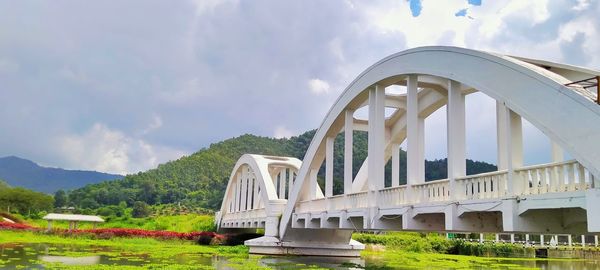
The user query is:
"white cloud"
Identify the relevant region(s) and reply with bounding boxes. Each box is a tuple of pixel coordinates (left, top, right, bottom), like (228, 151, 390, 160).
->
(141, 114, 163, 135)
(308, 79, 331, 95)
(1, 0, 597, 172)
(58, 123, 184, 174)
(273, 126, 294, 139)
(573, 0, 591, 11)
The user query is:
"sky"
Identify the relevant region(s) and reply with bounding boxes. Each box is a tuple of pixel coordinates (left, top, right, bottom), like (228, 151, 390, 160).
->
(0, 0, 598, 175)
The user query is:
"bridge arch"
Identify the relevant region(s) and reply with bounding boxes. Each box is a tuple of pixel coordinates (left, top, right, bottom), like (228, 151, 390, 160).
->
(217, 154, 302, 236)
(218, 46, 600, 256)
(281, 46, 600, 237)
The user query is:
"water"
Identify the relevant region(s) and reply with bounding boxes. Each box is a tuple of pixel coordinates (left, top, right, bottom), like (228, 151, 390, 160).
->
(1, 242, 599, 269)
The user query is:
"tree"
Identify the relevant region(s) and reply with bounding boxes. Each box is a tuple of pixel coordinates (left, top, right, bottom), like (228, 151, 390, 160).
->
(54, 190, 67, 208)
(80, 198, 99, 209)
(132, 201, 151, 218)
(0, 186, 53, 216)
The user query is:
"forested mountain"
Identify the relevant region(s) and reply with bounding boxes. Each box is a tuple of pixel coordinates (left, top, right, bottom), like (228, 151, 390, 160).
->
(67, 130, 496, 211)
(0, 156, 123, 193)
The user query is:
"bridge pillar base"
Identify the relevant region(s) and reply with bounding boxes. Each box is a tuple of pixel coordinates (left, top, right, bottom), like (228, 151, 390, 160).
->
(245, 236, 364, 257)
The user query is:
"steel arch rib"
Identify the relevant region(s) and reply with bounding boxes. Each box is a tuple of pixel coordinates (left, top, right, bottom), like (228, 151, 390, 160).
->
(280, 46, 600, 238)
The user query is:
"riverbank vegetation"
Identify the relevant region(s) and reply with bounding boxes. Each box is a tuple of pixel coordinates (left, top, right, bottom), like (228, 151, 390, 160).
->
(354, 232, 536, 258)
(1, 230, 582, 270)
(24, 213, 215, 232)
(0, 230, 252, 269)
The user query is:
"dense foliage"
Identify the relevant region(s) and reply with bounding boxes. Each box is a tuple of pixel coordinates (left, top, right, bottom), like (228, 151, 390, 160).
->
(64, 130, 496, 211)
(354, 232, 535, 257)
(354, 232, 453, 253)
(0, 179, 53, 216)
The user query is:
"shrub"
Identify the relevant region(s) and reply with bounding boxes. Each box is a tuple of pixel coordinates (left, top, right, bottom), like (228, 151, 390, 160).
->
(446, 240, 534, 257)
(197, 232, 216, 245)
(210, 234, 226, 245)
(132, 201, 151, 218)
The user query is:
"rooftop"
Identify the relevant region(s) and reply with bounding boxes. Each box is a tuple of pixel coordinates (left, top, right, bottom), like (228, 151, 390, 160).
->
(42, 213, 104, 223)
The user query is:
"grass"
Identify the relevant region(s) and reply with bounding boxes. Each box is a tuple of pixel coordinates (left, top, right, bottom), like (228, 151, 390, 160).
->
(361, 249, 540, 270)
(25, 214, 215, 232)
(0, 230, 588, 269)
(0, 230, 252, 269)
(0, 230, 245, 256)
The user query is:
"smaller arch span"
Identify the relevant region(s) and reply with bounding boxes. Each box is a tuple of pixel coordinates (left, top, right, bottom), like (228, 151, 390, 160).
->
(216, 154, 305, 237)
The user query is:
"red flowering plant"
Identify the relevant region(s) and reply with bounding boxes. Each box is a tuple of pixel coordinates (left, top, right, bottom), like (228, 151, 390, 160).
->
(0, 221, 36, 230)
(70, 228, 220, 242)
(0, 221, 230, 245)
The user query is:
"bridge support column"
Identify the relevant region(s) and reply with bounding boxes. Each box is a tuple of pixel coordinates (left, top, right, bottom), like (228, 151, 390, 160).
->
(245, 199, 287, 246)
(368, 85, 386, 191)
(235, 172, 241, 212)
(540, 234, 545, 247)
(326, 136, 334, 197)
(344, 109, 354, 194)
(253, 176, 259, 209)
(288, 170, 293, 199)
(447, 80, 466, 198)
(241, 168, 248, 211)
(392, 143, 400, 187)
(279, 169, 287, 199)
(309, 168, 318, 200)
(407, 75, 425, 200)
(497, 102, 523, 195)
(367, 85, 385, 229)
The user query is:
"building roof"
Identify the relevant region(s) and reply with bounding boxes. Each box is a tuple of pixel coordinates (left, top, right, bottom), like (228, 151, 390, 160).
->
(42, 213, 104, 222)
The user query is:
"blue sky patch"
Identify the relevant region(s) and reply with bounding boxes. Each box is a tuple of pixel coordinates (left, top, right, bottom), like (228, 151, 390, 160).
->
(455, 8, 468, 17)
(468, 0, 482, 6)
(408, 0, 422, 17)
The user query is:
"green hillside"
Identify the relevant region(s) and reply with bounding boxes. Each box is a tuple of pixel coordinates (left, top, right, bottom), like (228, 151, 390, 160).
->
(67, 130, 496, 211)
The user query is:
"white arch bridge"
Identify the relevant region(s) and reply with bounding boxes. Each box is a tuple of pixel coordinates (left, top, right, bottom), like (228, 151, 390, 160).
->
(215, 47, 600, 256)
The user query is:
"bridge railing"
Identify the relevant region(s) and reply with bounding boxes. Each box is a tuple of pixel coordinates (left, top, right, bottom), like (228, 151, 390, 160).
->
(221, 208, 267, 222)
(293, 160, 596, 215)
(295, 190, 372, 213)
(348, 191, 369, 208)
(515, 160, 595, 195)
(295, 198, 324, 213)
(456, 170, 508, 200)
(413, 179, 450, 203)
(378, 186, 407, 207)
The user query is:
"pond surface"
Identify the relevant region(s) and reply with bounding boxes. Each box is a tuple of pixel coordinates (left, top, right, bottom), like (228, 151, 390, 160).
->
(1, 242, 599, 269)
